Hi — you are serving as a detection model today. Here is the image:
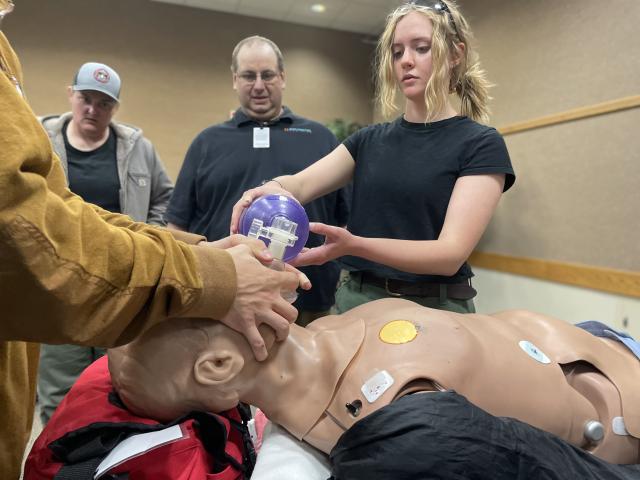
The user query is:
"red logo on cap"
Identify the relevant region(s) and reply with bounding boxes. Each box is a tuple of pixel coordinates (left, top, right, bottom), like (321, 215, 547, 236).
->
(93, 68, 110, 84)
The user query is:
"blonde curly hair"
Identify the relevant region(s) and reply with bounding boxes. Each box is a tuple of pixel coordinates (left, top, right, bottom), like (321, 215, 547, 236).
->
(375, 0, 492, 123)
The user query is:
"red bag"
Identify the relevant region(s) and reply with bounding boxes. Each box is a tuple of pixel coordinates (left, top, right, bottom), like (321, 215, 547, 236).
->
(24, 356, 254, 479)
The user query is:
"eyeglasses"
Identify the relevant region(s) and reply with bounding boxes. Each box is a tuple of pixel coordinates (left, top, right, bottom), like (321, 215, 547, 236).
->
(407, 0, 461, 40)
(237, 70, 280, 85)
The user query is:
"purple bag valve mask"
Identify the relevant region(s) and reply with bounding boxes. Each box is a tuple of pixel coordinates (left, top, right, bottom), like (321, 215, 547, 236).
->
(239, 194, 309, 262)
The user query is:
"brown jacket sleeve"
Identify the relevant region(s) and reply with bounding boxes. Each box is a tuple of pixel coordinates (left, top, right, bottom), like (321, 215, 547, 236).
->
(0, 32, 235, 347)
(80, 201, 207, 245)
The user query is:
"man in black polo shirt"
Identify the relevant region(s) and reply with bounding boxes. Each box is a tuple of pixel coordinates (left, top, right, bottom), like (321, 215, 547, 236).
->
(166, 35, 349, 326)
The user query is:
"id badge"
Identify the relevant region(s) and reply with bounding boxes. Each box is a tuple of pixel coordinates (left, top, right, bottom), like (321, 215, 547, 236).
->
(253, 127, 270, 148)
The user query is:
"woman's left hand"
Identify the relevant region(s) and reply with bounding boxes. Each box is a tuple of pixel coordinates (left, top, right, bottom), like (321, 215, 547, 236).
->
(290, 222, 354, 267)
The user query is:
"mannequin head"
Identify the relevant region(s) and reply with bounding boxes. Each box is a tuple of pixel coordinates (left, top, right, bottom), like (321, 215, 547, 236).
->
(109, 308, 362, 451)
(109, 318, 272, 421)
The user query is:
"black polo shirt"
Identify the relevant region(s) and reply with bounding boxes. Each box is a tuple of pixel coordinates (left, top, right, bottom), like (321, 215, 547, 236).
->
(166, 107, 350, 311)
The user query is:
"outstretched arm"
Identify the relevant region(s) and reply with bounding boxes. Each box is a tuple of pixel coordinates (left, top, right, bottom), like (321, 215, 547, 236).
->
(230, 144, 355, 233)
(292, 174, 505, 276)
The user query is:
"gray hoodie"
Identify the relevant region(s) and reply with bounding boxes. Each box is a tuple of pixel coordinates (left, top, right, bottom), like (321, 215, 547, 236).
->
(40, 112, 173, 225)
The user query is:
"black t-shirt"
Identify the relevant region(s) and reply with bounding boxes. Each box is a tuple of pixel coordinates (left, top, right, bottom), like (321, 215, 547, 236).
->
(64, 121, 121, 213)
(341, 115, 515, 284)
(166, 107, 351, 311)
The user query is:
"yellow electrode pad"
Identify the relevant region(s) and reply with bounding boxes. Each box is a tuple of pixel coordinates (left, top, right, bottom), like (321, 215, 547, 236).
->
(379, 320, 418, 344)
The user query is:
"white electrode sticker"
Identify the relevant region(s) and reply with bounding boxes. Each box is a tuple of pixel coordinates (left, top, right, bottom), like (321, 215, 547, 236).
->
(612, 417, 629, 436)
(361, 370, 395, 403)
(253, 127, 270, 148)
(518, 340, 551, 364)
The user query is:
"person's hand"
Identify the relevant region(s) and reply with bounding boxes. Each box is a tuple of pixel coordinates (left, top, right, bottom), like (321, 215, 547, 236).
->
(202, 234, 310, 288)
(202, 234, 272, 261)
(220, 243, 311, 361)
(290, 222, 354, 267)
(229, 182, 293, 235)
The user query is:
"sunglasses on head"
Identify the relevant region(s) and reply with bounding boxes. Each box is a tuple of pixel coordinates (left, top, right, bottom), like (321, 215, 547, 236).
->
(407, 0, 462, 40)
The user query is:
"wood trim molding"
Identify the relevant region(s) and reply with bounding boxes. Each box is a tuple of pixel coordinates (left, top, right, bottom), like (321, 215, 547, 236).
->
(468, 252, 640, 299)
(497, 95, 640, 136)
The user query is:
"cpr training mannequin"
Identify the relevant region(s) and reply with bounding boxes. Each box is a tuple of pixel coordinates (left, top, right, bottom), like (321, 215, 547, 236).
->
(109, 298, 640, 467)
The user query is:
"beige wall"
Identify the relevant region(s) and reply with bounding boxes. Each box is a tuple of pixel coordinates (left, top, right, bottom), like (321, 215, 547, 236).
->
(5, 0, 639, 272)
(459, 0, 640, 272)
(473, 268, 640, 336)
(3, 0, 374, 179)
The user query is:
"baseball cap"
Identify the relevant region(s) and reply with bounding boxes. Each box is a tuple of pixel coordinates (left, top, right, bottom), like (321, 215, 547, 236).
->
(72, 62, 121, 101)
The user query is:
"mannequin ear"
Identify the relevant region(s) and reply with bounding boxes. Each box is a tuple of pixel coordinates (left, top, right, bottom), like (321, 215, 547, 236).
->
(193, 349, 245, 386)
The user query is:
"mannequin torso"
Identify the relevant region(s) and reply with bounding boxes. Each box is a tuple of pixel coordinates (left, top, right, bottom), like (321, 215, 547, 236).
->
(260, 300, 639, 462)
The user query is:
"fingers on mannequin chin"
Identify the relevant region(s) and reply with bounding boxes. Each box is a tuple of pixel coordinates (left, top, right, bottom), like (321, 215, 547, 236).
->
(253, 348, 268, 362)
(249, 335, 266, 350)
(259, 311, 290, 341)
(247, 333, 268, 361)
(274, 298, 297, 322)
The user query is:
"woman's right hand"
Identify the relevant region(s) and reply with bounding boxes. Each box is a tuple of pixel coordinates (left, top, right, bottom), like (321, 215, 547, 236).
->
(230, 181, 293, 234)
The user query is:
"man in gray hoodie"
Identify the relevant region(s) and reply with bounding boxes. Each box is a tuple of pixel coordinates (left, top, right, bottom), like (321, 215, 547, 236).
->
(38, 61, 174, 423)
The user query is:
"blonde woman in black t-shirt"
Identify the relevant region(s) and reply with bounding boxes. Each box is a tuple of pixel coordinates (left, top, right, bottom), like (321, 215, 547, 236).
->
(232, 0, 515, 314)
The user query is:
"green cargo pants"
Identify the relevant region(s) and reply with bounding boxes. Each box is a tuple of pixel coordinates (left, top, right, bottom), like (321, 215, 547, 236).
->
(335, 273, 476, 314)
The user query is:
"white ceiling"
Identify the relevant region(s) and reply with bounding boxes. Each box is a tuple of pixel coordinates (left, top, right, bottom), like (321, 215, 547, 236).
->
(151, 0, 405, 35)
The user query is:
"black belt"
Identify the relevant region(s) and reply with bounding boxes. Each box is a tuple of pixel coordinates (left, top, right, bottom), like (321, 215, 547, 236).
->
(351, 272, 477, 300)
